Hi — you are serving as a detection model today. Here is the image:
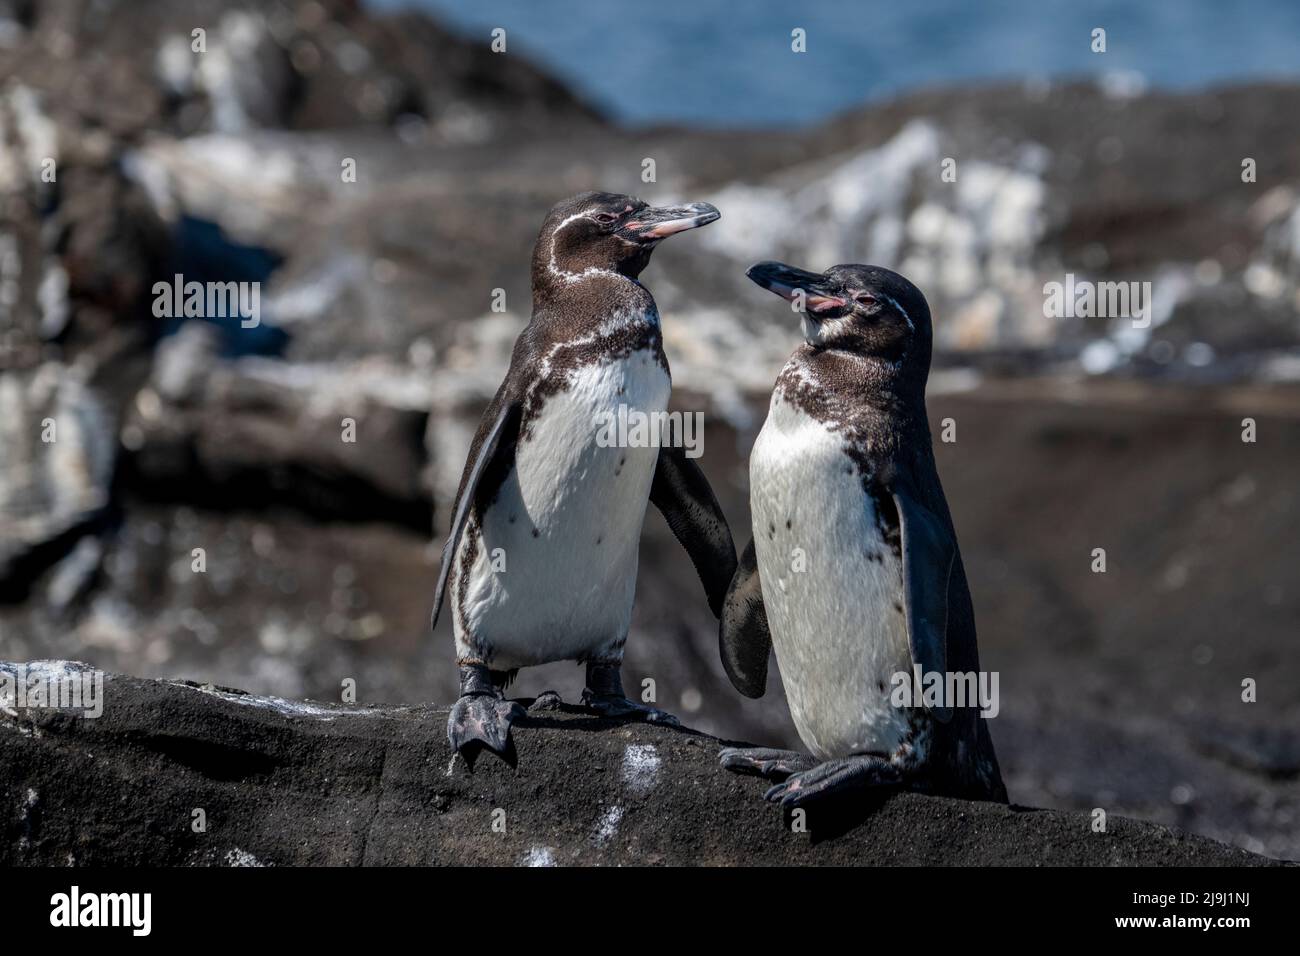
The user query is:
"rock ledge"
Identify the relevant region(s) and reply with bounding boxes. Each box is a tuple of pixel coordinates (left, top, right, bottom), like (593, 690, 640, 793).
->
(0, 662, 1275, 866)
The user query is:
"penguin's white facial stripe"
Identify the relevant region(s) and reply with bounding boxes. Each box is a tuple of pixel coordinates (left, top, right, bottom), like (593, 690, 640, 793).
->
(547, 212, 619, 284)
(843, 289, 911, 331)
(546, 209, 641, 283)
(877, 292, 914, 331)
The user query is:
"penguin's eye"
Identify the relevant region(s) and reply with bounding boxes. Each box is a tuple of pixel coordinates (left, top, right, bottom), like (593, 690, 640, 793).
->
(855, 292, 878, 304)
(592, 212, 619, 225)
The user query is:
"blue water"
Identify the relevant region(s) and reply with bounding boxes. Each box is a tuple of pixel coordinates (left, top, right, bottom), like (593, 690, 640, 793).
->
(370, 0, 1300, 126)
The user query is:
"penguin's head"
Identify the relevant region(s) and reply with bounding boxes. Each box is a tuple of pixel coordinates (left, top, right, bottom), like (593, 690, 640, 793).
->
(534, 191, 720, 283)
(746, 260, 932, 366)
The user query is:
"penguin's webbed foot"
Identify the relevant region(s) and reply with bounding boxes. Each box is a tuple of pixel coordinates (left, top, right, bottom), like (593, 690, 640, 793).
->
(448, 694, 525, 762)
(763, 754, 901, 809)
(580, 690, 680, 726)
(581, 661, 679, 726)
(447, 664, 524, 767)
(719, 747, 816, 781)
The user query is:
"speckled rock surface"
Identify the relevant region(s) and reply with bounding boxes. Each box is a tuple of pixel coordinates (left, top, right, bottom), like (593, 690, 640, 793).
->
(0, 663, 1276, 866)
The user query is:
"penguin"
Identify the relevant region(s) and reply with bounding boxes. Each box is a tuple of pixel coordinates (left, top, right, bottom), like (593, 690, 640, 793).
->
(431, 191, 736, 764)
(717, 261, 1007, 808)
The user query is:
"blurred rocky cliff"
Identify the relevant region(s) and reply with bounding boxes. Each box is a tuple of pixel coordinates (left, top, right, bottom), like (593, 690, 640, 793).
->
(1, 0, 1297, 859)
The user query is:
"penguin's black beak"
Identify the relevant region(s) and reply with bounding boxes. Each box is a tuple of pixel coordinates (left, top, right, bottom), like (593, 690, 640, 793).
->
(622, 202, 720, 242)
(745, 260, 847, 315)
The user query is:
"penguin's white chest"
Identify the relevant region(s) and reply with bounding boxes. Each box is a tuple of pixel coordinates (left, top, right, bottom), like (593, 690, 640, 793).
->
(454, 349, 671, 669)
(750, 392, 912, 760)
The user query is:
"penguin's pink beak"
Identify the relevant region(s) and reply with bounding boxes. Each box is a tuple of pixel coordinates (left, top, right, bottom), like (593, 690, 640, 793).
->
(622, 202, 720, 241)
(745, 261, 847, 314)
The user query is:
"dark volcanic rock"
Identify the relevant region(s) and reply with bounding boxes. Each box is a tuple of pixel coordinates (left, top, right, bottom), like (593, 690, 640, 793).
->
(0, 662, 1274, 866)
(119, 323, 433, 528)
(0, 0, 600, 139)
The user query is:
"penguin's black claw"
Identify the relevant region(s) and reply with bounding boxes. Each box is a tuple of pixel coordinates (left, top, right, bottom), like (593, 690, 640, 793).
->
(447, 694, 525, 766)
(763, 756, 901, 809)
(580, 690, 680, 726)
(719, 747, 816, 781)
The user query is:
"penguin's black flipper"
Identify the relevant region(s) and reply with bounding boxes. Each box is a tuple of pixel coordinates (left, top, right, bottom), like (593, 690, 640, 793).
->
(649, 445, 737, 618)
(431, 398, 520, 630)
(718, 538, 771, 698)
(891, 485, 956, 722)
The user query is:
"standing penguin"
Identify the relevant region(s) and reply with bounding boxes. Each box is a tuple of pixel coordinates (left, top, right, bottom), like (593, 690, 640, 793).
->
(718, 261, 1007, 808)
(432, 191, 736, 763)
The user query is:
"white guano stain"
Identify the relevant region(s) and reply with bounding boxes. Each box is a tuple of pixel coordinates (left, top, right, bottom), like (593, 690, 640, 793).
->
(521, 846, 556, 867)
(593, 805, 625, 847)
(621, 744, 661, 796)
(225, 848, 267, 867)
